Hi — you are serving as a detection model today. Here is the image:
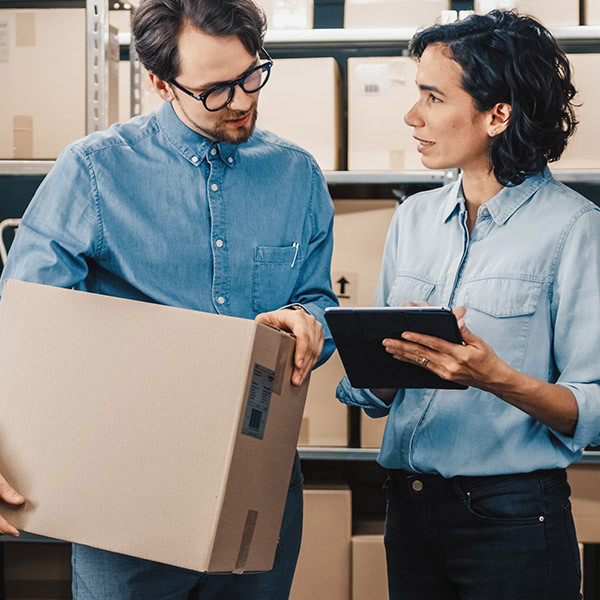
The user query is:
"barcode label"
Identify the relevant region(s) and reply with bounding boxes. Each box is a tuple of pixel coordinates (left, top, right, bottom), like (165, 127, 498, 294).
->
(242, 364, 274, 440)
(364, 83, 380, 94)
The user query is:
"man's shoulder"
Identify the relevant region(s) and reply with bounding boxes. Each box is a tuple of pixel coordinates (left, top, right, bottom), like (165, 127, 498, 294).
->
(244, 128, 318, 168)
(66, 112, 161, 159)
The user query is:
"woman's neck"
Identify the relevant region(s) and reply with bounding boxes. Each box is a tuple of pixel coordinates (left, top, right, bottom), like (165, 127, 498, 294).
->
(462, 168, 504, 233)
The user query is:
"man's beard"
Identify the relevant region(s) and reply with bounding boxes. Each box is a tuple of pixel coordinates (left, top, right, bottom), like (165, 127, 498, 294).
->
(176, 99, 258, 145)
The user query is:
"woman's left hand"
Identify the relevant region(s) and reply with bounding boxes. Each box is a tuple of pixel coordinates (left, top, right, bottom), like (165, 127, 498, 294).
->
(382, 307, 503, 391)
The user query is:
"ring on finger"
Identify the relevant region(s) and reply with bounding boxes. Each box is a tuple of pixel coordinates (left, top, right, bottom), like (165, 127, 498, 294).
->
(420, 356, 429, 368)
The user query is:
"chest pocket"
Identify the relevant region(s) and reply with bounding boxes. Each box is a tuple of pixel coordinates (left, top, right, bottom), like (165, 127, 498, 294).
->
(252, 245, 300, 313)
(386, 275, 436, 307)
(462, 277, 543, 369)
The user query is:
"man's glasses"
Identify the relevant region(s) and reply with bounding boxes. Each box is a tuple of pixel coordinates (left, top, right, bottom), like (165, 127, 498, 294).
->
(170, 48, 273, 112)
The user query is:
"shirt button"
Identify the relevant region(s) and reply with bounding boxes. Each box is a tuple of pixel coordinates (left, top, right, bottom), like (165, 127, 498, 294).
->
(412, 480, 423, 492)
(227, 157, 233, 164)
(216, 239, 224, 248)
(481, 206, 490, 217)
(211, 183, 218, 192)
(191, 156, 199, 164)
(210, 148, 217, 156)
(217, 296, 226, 305)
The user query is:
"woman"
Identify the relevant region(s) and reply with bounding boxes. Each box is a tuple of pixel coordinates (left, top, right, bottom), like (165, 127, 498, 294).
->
(337, 10, 600, 600)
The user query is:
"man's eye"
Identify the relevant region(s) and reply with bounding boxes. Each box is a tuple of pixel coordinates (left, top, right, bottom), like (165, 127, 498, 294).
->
(430, 94, 442, 103)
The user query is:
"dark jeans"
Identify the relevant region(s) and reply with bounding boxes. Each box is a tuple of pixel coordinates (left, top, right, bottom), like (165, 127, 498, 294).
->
(384, 468, 582, 600)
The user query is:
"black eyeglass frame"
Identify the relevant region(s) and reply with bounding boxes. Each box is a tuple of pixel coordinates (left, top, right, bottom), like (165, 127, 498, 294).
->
(169, 48, 273, 112)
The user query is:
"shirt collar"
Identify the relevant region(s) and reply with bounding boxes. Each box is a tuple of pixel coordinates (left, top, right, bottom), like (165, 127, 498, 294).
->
(441, 168, 552, 225)
(156, 102, 239, 168)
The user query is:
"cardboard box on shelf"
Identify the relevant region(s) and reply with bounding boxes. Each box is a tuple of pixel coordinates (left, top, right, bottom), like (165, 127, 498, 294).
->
(348, 57, 423, 171)
(361, 412, 387, 449)
(299, 200, 397, 448)
(257, 57, 342, 171)
(290, 485, 352, 600)
(118, 61, 166, 122)
(352, 521, 389, 600)
(584, 0, 600, 24)
(553, 53, 600, 171)
(567, 464, 600, 543)
(0, 9, 86, 159)
(344, 0, 450, 29)
(0, 279, 308, 573)
(258, 0, 313, 29)
(473, 0, 579, 27)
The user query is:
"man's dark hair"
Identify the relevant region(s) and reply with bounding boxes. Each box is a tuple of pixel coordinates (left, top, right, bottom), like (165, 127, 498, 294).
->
(409, 10, 577, 186)
(132, 0, 266, 83)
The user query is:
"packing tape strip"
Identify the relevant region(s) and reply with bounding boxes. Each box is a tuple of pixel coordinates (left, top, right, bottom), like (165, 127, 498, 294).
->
(233, 509, 258, 574)
(16, 12, 35, 47)
(272, 334, 291, 396)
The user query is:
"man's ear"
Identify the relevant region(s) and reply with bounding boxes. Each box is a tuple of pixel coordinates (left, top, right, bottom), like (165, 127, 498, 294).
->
(488, 102, 511, 137)
(148, 72, 175, 102)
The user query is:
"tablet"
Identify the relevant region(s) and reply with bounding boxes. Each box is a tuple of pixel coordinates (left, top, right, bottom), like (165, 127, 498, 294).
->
(324, 306, 467, 390)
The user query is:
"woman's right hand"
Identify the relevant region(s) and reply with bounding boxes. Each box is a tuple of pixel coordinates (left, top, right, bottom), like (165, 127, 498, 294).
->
(0, 472, 24, 536)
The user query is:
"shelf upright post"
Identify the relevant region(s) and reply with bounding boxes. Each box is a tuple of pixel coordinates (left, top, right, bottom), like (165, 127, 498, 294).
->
(130, 37, 142, 117)
(86, 0, 109, 134)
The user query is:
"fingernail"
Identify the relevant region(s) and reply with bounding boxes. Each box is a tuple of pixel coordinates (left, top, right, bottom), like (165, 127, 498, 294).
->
(297, 358, 304, 368)
(401, 332, 413, 340)
(12, 492, 23, 503)
(294, 375, 302, 385)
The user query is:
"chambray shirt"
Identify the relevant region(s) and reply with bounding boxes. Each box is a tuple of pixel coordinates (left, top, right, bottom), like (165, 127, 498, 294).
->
(337, 168, 600, 477)
(0, 102, 338, 362)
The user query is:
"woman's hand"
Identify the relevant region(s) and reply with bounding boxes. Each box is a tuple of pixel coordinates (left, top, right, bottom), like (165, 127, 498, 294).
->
(382, 306, 504, 391)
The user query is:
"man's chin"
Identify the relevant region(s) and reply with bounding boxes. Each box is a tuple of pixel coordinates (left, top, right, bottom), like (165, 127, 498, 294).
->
(214, 110, 257, 145)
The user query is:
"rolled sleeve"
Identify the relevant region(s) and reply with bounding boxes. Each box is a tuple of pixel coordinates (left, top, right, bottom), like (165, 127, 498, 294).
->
(550, 207, 600, 450)
(336, 375, 391, 417)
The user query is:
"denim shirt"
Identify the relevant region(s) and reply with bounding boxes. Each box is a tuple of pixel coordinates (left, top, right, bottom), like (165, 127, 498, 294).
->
(337, 168, 600, 476)
(0, 102, 338, 363)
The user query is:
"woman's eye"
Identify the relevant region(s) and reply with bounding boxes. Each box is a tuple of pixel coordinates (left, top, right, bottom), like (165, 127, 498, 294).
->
(430, 94, 441, 103)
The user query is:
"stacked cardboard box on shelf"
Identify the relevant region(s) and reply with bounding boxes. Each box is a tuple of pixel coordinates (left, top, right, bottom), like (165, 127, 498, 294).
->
(300, 200, 396, 448)
(474, 0, 580, 27)
(352, 521, 389, 600)
(290, 485, 352, 600)
(347, 56, 422, 171)
(553, 53, 600, 171)
(257, 57, 342, 171)
(258, 0, 314, 29)
(584, 0, 600, 24)
(344, 0, 450, 29)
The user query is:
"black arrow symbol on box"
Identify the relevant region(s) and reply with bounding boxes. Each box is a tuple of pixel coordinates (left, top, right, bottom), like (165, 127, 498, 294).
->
(337, 276, 350, 296)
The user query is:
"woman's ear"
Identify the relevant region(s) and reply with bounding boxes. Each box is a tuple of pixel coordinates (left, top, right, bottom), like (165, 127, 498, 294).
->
(148, 72, 175, 102)
(488, 102, 512, 137)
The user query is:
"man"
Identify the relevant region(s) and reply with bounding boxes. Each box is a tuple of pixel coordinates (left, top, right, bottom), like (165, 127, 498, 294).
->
(0, 0, 338, 598)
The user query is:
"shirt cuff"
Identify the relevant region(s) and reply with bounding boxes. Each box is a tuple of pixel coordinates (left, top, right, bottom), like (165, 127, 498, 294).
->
(551, 382, 600, 451)
(336, 375, 391, 417)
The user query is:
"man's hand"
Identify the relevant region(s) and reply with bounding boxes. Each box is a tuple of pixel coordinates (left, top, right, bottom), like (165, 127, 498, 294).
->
(256, 307, 324, 386)
(0, 472, 24, 536)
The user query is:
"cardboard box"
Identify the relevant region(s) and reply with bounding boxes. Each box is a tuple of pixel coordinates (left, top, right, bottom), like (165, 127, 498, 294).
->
(299, 200, 396, 447)
(474, 0, 579, 27)
(299, 351, 349, 446)
(118, 61, 166, 122)
(361, 412, 387, 448)
(344, 0, 450, 29)
(257, 57, 342, 170)
(0, 279, 308, 573)
(0, 9, 86, 158)
(553, 54, 600, 171)
(348, 57, 423, 171)
(584, 0, 600, 24)
(290, 485, 352, 600)
(258, 0, 314, 29)
(567, 464, 600, 543)
(352, 521, 389, 600)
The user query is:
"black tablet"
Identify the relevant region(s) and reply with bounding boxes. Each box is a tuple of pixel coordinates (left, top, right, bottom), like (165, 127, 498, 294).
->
(324, 306, 467, 390)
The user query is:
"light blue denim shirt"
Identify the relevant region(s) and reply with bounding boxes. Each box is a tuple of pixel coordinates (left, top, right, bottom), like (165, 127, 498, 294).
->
(337, 168, 600, 476)
(0, 102, 338, 363)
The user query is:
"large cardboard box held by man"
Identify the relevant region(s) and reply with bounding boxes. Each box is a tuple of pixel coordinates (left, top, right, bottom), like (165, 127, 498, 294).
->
(0, 280, 309, 573)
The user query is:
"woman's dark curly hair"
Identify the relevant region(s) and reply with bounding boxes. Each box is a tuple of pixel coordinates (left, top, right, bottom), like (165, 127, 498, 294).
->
(409, 10, 577, 186)
(132, 0, 266, 83)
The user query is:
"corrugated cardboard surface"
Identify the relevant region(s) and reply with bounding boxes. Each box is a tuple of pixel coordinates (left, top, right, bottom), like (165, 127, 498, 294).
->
(0, 280, 307, 573)
(0, 9, 86, 159)
(553, 54, 600, 170)
(257, 0, 314, 29)
(474, 0, 579, 27)
(348, 57, 423, 171)
(567, 464, 600, 543)
(344, 0, 450, 29)
(290, 485, 352, 600)
(360, 412, 387, 448)
(352, 522, 389, 600)
(257, 57, 342, 170)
